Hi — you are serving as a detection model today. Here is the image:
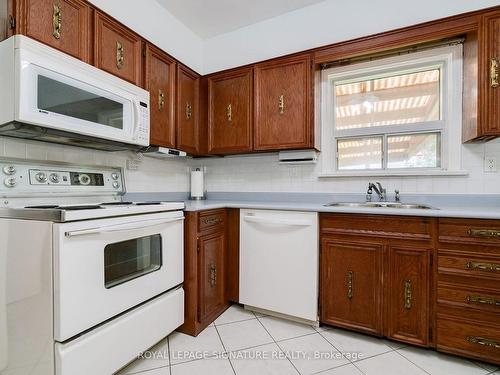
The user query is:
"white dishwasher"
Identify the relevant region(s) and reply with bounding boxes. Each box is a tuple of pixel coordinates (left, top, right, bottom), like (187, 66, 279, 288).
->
(239, 209, 318, 322)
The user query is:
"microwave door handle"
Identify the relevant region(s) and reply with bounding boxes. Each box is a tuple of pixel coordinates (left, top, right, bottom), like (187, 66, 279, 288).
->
(65, 216, 184, 237)
(131, 101, 141, 141)
(243, 215, 312, 227)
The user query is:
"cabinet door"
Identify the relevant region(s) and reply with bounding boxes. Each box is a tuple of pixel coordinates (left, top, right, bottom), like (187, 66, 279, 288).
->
(208, 68, 253, 154)
(387, 246, 430, 346)
(18, 0, 91, 61)
(320, 239, 383, 335)
(144, 44, 176, 148)
(198, 231, 226, 323)
(176, 65, 200, 154)
(254, 54, 312, 151)
(482, 12, 500, 137)
(94, 11, 142, 86)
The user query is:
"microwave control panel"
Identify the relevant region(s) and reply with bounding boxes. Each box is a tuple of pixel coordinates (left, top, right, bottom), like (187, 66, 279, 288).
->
(136, 101, 150, 145)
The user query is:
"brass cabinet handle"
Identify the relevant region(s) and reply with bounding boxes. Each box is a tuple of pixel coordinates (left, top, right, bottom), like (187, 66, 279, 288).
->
(52, 4, 62, 39)
(226, 104, 232, 122)
(210, 263, 217, 287)
(467, 336, 500, 349)
(116, 41, 124, 69)
(466, 295, 500, 306)
(346, 271, 353, 299)
(202, 217, 221, 226)
(158, 89, 165, 112)
(468, 229, 500, 238)
(466, 261, 500, 272)
(278, 94, 285, 114)
(186, 102, 192, 120)
(404, 279, 412, 309)
(491, 57, 499, 88)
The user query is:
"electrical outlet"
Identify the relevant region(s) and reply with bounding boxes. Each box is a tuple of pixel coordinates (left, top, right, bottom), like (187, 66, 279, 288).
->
(484, 156, 497, 173)
(126, 159, 140, 170)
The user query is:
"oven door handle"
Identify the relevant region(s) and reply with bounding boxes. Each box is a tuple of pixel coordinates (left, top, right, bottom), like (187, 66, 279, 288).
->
(64, 216, 184, 237)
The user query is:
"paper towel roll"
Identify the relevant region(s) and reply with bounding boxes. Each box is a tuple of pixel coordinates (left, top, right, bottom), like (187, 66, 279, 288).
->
(190, 169, 205, 199)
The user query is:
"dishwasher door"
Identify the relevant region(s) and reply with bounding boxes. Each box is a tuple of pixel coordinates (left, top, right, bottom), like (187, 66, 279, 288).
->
(239, 209, 318, 322)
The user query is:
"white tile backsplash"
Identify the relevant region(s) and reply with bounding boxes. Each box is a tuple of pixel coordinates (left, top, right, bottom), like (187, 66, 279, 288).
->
(3, 136, 500, 195)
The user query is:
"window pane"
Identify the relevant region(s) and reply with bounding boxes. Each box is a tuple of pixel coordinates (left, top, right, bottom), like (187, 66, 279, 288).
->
(387, 133, 441, 169)
(334, 69, 440, 131)
(337, 137, 382, 170)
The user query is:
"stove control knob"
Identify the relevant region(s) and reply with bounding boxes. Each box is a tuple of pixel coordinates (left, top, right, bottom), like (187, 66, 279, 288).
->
(49, 173, 60, 183)
(3, 165, 16, 175)
(112, 181, 120, 189)
(111, 172, 119, 180)
(35, 172, 47, 183)
(4, 177, 16, 188)
(78, 174, 91, 185)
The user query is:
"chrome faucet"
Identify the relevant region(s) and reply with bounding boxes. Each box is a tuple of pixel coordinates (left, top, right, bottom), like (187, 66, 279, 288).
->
(367, 182, 386, 201)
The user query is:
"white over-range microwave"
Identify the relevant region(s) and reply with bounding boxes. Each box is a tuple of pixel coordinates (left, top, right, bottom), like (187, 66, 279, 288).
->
(0, 35, 150, 151)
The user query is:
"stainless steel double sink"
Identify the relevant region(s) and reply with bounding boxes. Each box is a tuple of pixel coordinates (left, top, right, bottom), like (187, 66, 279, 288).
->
(324, 202, 436, 210)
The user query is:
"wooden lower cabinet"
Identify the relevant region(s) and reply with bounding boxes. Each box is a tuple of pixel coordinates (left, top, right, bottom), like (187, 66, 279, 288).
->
(320, 214, 433, 346)
(320, 239, 383, 335)
(179, 209, 239, 336)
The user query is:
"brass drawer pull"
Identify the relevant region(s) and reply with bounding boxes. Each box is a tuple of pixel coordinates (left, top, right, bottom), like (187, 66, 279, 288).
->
(466, 261, 500, 273)
(404, 279, 412, 309)
(210, 263, 217, 287)
(278, 94, 285, 115)
(467, 336, 500, 349)
(466, 295, 500, 306)
(186, 102, 192, 120)
(202, 217, 222, 226)
(158, 89, 165, 112)
(346, 270, 353, 299)
(227, 104, 232, 122)
(116, 41, 124, 69)
(491, 57, 499, 88)
(52, 4, 62, 39)
(468, 229, 500, 238)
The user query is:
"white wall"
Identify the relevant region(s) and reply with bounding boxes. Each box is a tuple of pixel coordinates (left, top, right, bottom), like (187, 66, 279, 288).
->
(88, 0, 204, 73)
(196, 140, 500, 194)
(203, 0, 500, 73)
(0, 137, 190, 193)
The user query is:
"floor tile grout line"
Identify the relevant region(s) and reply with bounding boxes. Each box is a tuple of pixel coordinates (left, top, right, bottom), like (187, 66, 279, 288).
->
(394, 349, 433, 375)
(214, 316, 257, 327)
(213, 322, 237, 375)
(254, 314, 301, 375)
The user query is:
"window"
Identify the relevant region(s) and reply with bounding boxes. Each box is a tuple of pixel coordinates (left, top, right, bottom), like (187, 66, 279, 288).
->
(321, 45, 464, 176)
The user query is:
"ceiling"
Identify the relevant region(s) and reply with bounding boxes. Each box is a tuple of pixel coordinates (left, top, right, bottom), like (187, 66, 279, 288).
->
(157, 0, 327, 38)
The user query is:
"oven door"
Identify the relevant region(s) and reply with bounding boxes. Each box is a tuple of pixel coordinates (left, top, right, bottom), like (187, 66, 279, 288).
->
(53, 211, 183, 342)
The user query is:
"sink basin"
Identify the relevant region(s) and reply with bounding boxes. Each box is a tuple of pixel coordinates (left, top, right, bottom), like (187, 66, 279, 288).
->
(324, 202, 436, 210)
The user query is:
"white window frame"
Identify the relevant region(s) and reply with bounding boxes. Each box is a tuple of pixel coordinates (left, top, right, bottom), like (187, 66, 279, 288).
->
(319, 44, 466, 177)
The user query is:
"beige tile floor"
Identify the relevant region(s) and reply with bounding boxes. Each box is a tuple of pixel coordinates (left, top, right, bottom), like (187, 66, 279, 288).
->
(116, 305, 499, 375)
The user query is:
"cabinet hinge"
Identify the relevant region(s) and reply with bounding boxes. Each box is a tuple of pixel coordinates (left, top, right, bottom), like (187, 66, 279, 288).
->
(9, 16, 16, 30)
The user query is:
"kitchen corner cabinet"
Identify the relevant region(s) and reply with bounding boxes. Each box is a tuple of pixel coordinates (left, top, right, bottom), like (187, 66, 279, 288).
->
(254, 54, 314, 151)
(320, 214, 434, 346)
(176, 64, 200, 154)
(464, 10, 500, 142)
(12, 0, 92, 62)
(180, 209, 230, 336)
(208, 68, 253, 154)
(144, 43, 176, 148)
(94, 11, 142, 86)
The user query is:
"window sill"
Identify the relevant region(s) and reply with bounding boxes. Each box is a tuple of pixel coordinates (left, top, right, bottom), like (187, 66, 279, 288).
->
(318, 170, 469, 178)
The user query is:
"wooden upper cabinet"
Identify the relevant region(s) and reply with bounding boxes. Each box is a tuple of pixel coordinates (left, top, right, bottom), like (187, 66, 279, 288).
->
(208, 68, 253, 154)
(16, 0, 91, 62)
(144, 43, 176, 148)
(254, 54, 313, 151)
(320, 238, 384, 336)
(387, 246, 430, 346)
(94, 11, 142, 86)
(177, 64, 200, 154)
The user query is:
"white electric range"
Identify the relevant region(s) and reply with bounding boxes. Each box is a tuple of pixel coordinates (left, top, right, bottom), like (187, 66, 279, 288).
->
(0, 159, 185, 375)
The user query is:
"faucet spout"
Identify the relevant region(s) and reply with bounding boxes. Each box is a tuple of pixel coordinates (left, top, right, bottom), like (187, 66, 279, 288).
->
(368, 182, 386, 201)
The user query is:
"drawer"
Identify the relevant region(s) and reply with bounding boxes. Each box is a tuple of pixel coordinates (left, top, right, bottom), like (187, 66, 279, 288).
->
(437, 284, 500, 315)
(439, 218, 500, 245)
(438, 254, 500, 281)
(436, 317, 500, 365)
(199, 210, 226, 232)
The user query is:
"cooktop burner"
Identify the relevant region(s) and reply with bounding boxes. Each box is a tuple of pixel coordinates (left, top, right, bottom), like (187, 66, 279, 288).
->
(25, 204, 103, 211)
(99, 201, 134, 206)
